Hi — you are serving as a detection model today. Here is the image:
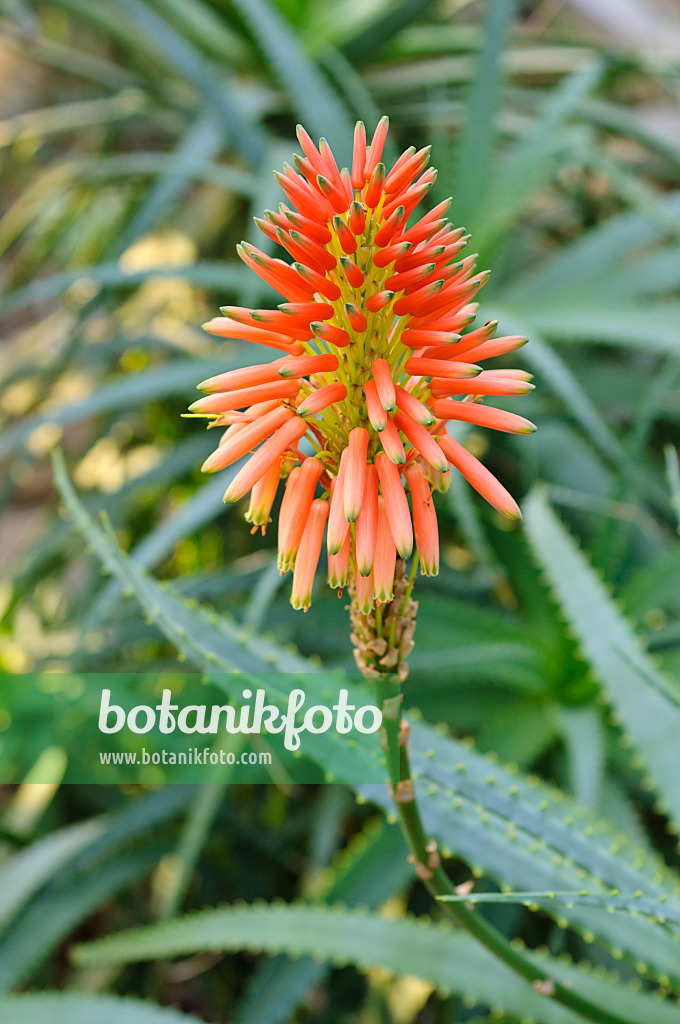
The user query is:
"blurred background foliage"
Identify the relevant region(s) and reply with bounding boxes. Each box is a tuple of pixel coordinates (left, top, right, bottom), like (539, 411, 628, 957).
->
(1, 0, 680, 1021)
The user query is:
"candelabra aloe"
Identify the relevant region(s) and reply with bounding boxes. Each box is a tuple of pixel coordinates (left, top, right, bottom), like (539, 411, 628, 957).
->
(193, 117, 628, 1024)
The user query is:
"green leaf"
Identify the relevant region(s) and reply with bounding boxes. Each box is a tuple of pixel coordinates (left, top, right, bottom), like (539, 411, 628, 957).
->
(474, 59, 602, 256)
(113, 0, 264, 165)
(397, 721, 680, 984)
(72, 902, 680, 1024)
(452, 0, 517, 227)
(337, 0, 441, 65)
(665, 445, 680, 533)
(234, 820, 410, 1024)
(229, 0, 354, 162)
(558, 705, 604, 809)
(517, 303, 680, 357)
(0, 849, 160, 991)
(524, 488, 680, 830)
(0, 819, 104, 934)
(83, 473, 233, 629)
(151, 0, 251, 65)
(440, 889, 680, 926)
(0, 994, 204, 1023)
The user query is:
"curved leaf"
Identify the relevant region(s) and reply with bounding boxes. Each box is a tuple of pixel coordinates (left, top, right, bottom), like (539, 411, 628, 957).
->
(73, 902, 680, 1024)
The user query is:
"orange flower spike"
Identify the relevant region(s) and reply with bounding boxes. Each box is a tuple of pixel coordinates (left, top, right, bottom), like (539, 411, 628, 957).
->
(401, 328, 461, 348)
(246, 456, 283, 535)
(278, 456, 325, 570)
(294, 262, 341, 301)
(373, 496, 397, 604)
(319, 137, 344, 193)
(392, 409, 449, 473)
(355, 464, 379, 576)
(327, 449, 350, 555)
(405, 462, 439, 576)
(373, 239, 412, 268)
(202, 317, 301, 353)
(344, 427, 370, 522)
(192, 116, 533, 611)
(277, 301, 335, 322)
(327, 529, 350, 592)
(384, 146, 431, 195)
(375, 453, 413, 558)
(372, 358, 396, 411)
(277, 466, 301, 571)
(291, 499, 329, 611)
(351, 121, 367, 189)
(456, 335, 528, 363)
(224, 416, 308, 504)
(317, 174, 349, 215)
(439, 434, 521, 521)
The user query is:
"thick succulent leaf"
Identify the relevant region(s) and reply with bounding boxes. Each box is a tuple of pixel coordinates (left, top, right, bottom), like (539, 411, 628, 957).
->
(451, 0, 517, 227)
(0, 819, 104, 934)
(0, 849, 161, 991)
(0, 994, 204, 1023)
(229, 0, 353, 161)
(524, 488, 680, 830)
(72, 902, 680, 1024)
(113, 0, 264, 165)
(234, 820, 410, 1024)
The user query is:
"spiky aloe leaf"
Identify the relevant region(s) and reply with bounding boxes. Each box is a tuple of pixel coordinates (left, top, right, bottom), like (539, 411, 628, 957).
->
(523, 488, 680, 830)
(0, 994, 204, 1023)
(72, 902, 680, 1024)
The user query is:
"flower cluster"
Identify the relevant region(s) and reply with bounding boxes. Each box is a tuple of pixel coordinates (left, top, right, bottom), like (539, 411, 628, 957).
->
(189, 118, 534, 611)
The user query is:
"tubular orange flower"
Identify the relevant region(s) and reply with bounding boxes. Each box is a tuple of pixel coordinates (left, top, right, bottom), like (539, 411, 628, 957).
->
(291, 499, 329, 611)
(190, 117, 534, 610)
(405, 462, 439, 576)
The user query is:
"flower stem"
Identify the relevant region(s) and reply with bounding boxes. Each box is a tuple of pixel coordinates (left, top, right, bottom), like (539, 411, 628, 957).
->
(358, 578, 637, 1024)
